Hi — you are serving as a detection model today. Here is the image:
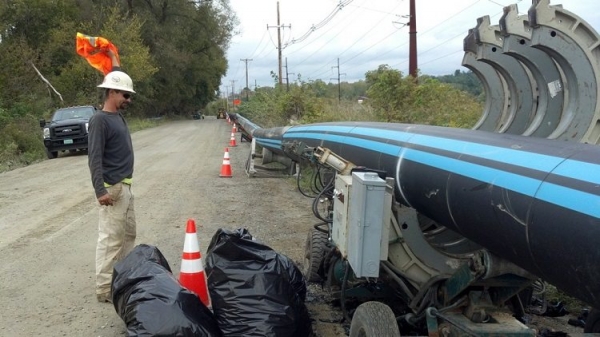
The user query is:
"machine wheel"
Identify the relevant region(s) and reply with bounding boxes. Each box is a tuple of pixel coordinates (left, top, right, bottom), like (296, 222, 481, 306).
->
(349, 301, 401, 337)
(46, 149, 58, 159)
(585, 308, 600, 333)
(303, 228, 328, 282)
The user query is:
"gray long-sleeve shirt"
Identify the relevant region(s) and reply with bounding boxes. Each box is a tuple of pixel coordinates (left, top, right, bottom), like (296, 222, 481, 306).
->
(88, 110, 134, 198)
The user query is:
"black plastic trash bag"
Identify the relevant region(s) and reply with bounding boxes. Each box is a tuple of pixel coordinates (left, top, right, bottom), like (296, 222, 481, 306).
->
(112, 244, 222, 337)
(205, 228, 312, 337)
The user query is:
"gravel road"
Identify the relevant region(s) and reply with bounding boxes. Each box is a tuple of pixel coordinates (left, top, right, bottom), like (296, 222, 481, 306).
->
(0, 117, 345, 336)
(0, 117, 587, 336)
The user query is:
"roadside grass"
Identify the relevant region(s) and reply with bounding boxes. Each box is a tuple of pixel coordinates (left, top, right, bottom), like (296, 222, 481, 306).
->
(127, 116, 165, 133)
(544, 284, 588, 315)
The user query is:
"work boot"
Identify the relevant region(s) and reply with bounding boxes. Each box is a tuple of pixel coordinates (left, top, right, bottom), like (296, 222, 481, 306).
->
(96, 292, 113, 304)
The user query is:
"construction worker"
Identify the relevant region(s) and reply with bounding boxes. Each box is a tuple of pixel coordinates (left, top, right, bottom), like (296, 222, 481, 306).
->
(88, 51, 136, 303)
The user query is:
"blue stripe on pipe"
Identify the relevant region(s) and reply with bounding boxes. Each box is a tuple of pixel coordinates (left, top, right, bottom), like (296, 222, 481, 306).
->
(409, 134, 562, 171)
(551, 159, 600, 184)
(405, 149, 600, 219)
(256, 138, 282, 147)
(537, 183, 600, 219)
(404, 149, 541, 196)
(284, 130, 600, 218)
(290, 125, 358, 133)
(291, 126, 561, 170)
(283, 131, 402, 156)
(286, 127, 600, 185)
(284, 132, 401, 157)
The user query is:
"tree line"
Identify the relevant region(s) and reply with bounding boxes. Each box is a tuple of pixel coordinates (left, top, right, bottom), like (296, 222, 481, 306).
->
(0, 0, 236, 170)
(0, 0, 484, 172)
(213, 67, 483, 131)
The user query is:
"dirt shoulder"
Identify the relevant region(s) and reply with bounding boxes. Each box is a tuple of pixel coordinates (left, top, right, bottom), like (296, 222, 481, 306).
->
(0, 118, 346, 336)
(0, 118, 587, 336)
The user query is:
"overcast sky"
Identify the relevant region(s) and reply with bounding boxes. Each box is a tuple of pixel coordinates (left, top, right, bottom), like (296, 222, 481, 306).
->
(222, 0, 600, 93)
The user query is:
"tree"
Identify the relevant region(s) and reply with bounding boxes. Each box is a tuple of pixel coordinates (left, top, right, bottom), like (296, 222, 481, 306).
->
(365, 65, 416, 122)
(434, 69, 483, 99)
(0, 0, 237, 169)
(365, 65, 482, 127)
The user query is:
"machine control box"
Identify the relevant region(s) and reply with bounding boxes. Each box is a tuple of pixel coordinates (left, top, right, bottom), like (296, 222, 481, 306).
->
(342, 172, 389, 277)
(332, 174, 353, 257)
(333, 172, 392, 278)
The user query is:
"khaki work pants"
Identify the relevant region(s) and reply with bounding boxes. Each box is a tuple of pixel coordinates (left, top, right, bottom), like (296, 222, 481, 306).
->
(96, 183, 136, 296)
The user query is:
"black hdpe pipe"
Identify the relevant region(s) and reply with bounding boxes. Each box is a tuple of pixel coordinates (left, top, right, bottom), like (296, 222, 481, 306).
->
(228, 113, 261, 142)
(248, 120, 600, 309)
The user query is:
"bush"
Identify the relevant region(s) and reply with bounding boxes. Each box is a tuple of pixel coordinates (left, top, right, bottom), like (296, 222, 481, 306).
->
(0, 115, 45, 172)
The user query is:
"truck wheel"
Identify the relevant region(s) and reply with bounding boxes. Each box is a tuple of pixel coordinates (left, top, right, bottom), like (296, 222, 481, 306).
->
(303, 228, 328, 282)
(349, 302, 401, 337)
(46, 150, 58, 159)
(585, 308, 600, 333)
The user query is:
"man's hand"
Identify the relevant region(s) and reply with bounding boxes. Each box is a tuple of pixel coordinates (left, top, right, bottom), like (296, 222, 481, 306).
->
(97, 193, 114, 206)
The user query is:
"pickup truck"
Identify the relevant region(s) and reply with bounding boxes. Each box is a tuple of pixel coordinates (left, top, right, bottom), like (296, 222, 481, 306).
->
(39, 105, 96, 159)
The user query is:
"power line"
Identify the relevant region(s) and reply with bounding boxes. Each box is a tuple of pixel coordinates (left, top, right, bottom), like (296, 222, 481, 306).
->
(331, 0, 485, 78)
(392, 9, 506, 72)
(419, 50, 464, 67)
(347, 2, 405, 15)
(419, 0, 482, 36)
(340, 27, 404, 67)
(306, 1, 402, 80)
(367, 0, 483, 63)
(254, 31, 278, 60)
(285, 0, 368, 60)
(248, 29, 269, 59)
(283, 0, 354, 49)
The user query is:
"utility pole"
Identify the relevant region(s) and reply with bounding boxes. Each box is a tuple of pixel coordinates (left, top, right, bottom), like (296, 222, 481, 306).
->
(409, 0, 418, 80)
(267, 1, 290, 86)
(230, 80, 236, 111)
(331, 58, 345, 103)
(284, 57, 295, 91)
(224, 85, 230, 111)
(240, 58, 253, 100)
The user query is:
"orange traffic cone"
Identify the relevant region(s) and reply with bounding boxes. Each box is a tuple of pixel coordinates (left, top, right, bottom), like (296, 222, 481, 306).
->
(229, 131, 237, 147)
(233, 124, 238, 133)
(179, 219, 211, 308)
(219, 148, 233, 178)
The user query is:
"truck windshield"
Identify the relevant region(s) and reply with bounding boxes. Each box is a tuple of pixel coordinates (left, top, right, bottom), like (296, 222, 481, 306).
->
(51, 107, 95, 122)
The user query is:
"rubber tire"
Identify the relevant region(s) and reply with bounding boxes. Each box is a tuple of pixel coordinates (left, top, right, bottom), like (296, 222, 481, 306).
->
(303, 228, 328, 282)
(585, 308, 600, 333)
(46, 149, 58, 159)
(350, 302, 401, 337)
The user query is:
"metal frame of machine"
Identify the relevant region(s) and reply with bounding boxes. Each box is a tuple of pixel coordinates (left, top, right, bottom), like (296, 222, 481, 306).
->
(228, 116, 600, 336)
(226, 1, 600, 334)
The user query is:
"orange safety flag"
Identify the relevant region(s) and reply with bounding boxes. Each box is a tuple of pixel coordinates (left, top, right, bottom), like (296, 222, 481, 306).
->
(75, 32, 120, 75)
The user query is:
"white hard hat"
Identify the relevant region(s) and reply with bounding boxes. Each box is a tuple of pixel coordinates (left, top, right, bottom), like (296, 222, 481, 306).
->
(97, 71, 136, 93)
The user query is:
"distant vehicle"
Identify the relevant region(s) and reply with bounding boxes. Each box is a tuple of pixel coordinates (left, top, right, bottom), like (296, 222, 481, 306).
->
(217, 108, 226, 119)
(39, 105, 96, 159)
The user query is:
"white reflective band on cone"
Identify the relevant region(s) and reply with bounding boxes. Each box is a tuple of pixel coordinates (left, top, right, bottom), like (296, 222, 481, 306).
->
(181, 258, 204, 273)
(183, 234, 200, 252)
